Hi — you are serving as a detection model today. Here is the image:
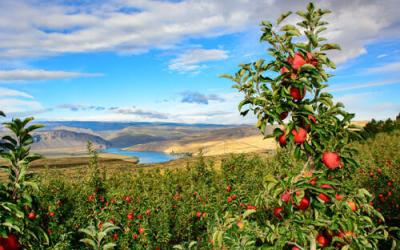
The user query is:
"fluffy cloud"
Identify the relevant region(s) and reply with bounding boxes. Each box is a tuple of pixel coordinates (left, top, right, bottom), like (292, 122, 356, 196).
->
(0, 87, 49, 117)
(114, 107, 169, 120)
(329, 78, 400, 92)
(335, 91, 400, 120)
(0, 98, 43, 113)
(0, 87, 33, 98)
(169, 49, 228, 73)
(181, 91, 225, 105)
(0, 70, 101, 81)
(366, 61, 400, 74)
(0, 0, 398, 64)
(58, 104, 106, 112)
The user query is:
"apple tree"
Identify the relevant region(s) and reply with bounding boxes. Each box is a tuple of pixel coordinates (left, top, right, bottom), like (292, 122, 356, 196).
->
(212, 3, 398, 249)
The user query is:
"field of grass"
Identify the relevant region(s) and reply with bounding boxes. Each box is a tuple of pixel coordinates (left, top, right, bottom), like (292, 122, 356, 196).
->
(21, 130, 397, 249)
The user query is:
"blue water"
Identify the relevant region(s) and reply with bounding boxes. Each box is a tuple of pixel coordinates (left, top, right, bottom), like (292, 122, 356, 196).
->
(103, 148, 179, 164)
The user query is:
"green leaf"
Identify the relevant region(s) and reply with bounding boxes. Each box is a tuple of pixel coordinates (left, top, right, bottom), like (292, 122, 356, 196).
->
(103, 243, 117, 250)
(277, 11, 292, 25)
(80, 239, 97, 248)
(320, 43, 341, 51)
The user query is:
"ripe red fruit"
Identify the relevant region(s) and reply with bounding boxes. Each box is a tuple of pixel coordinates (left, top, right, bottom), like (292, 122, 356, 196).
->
(377, 168, 382, 174)
(320, 184, 333, 189)
(196, 212, 202, 218)
(290, 87, 305, 101)
(291, 128, 307, 144)
(49, 212, 55, 217)
(309, 177, 317, 186)
(292, 246, 300, 250)
(28, 212, 36, 220)
(236, 220, 244, 229)
(231, 194, 237, 200)
(318, 193, 330, 203)
(306, 52, 318, 67)
(124, 196, 132, 203)
(127, 212, 134, 220)
(226, 185, 232, 192)
(88, 194, 95, 202)
(281, 67, 290, 74)
(273, 207, 283, 218)
(246, 205, 257, 210)
(347, 201, 357, 212)
(335, 193, 343, 201)
(297, 196, 310, 210)
(281, 191, 291, 203)
(112, 233, 118, 241)
(280, 111, 289, 120)
(138, 228, 145, 234)
(0, 234, 20, 250)
(308, 114, 317, 123)
(316, 234, 328, 247)
(278, 133, 287, 146)
(227, 197, 233, 203)
(322, 152, 341, 170)
(146, 209, 151, 216)
(292, 52, 306, 70)
(132, 234, 138, 240)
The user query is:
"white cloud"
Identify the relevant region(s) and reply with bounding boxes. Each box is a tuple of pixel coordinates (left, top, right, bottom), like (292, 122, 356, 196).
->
(377, 54, 388, 59)
(0, 87, 33, 98)
(0, 98, 43, 113)
(334, 91, 400, 120)
(0, 69, 102, 81)
(0, 0, 397, 65)
(169, 49, 228, 73)
(366, 61, 400, 74)
(329, 78, 400, 92)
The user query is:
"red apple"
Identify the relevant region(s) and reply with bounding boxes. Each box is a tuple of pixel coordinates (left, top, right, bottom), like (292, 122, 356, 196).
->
(273, 207, 283, 218)
(297, 196, 310, 210)
(28, 212, 36, 220)
(320, 184, 333, 189)
(316, 234, 328, 247)
(290, 87, 305, 101)
(0, 234, 20, 250)
(335, 194, 343, 201)
(112, 233, 118, 241)
(138, 228, 145, 234)
(280, 111, 289, 120)
(322, 152, 341, 170)
(318, 193, 330, 203)
(278, 133, 287, 146)
(281, 67, 290, 74)
(292, 128, 307, 144)
(292, 52, 306, 70)
(127, 212, 134, 220)
(308, 114, 316, 123)
(347, 201, 357, 212)
(226, 185, 232, 192)
(281, 191, 291, 203)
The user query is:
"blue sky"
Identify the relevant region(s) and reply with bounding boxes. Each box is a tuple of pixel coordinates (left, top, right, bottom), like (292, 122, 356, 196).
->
(0, 0, 399, 124)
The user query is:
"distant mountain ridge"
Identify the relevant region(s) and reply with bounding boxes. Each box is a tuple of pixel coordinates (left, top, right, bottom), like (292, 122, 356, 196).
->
(36, 121, 242, 132)
(32, 130, 110, 151)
